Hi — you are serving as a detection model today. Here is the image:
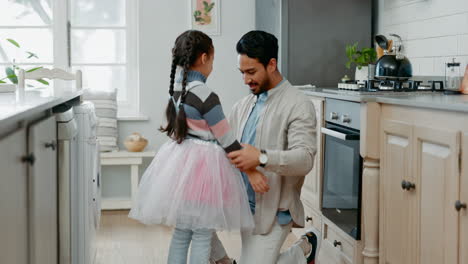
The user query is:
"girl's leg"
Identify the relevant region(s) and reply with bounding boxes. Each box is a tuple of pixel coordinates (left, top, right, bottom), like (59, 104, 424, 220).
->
(189, 229, 213, 264)
(168, 228, 193, 264)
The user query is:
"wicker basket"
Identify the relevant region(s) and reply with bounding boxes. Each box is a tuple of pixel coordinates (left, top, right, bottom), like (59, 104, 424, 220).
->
(124, 133, 148, 152)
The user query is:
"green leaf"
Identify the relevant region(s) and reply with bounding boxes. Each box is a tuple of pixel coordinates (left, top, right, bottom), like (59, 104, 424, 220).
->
(344, 42, 376, 68)
(36, 79, 49, 85)
(26, 67, 43, 72)
(203, 1, 209, 8)
(6, 38, 20, 48)
(0, 80, 6, 83)
(26, 51, 39, 59)
(5, 67, 17, 84)
(206, 3, 214, 12)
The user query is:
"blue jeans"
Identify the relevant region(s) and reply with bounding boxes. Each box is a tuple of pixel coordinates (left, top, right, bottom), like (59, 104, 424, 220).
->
(167, 228, 213, 264)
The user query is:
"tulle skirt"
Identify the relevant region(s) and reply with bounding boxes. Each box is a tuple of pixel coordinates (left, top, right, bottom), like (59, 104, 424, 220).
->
(128, 138, 254, 231)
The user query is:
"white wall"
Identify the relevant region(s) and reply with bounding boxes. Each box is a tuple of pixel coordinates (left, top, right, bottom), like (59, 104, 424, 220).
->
(377, 0, 468, 76)
(102, 0, 256, 199)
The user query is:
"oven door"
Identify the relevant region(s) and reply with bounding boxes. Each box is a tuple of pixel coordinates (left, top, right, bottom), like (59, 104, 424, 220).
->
(321, 122, 362, 240)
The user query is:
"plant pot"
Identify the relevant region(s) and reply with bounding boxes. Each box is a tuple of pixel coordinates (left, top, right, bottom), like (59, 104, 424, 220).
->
(368, 64, 376, 80)
(354, 66, 369, 82)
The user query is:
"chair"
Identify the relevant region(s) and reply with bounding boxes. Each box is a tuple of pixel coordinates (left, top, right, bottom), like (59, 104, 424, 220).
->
(17, 68, 82, 100)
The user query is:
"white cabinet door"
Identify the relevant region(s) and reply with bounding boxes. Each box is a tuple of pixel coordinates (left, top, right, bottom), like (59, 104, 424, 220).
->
(0, 128, 28, 264)
(28, 116, 58, 264)
(380, 120, 415, 264)
(301, 97, 323, 211)
(460, 133, 468, 264)
(414, 126, 459, 264)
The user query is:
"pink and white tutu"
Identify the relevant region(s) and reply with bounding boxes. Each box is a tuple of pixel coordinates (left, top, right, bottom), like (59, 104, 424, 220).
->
(128, 138, 254, 231)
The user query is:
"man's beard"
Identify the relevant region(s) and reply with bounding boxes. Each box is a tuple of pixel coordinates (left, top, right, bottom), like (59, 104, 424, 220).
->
(252, 77, 271, 95)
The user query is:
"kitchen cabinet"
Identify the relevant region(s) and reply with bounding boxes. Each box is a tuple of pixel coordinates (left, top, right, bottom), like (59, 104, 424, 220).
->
(379, 105, 467, 264)
(0, 127, 28, 264)
(0, 116, 58, 264)
(28, 116, 58, 264)
(301, 96, 324, 213)
(461, 133, 468, 264)
(294, 96, 324, 238)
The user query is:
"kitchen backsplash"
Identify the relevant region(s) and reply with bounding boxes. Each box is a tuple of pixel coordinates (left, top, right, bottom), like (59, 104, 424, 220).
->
(377, 0, 468, 76)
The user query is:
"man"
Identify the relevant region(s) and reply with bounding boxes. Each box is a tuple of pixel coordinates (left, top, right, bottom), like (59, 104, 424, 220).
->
(210, 30, 321, 264)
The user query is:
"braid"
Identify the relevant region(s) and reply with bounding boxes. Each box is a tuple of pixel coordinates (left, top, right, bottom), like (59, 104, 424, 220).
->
(169, 56, 177, 96)
(174, 47, 191, 143)
(159, 57, 178, 136)
(163, 30, 213, 143)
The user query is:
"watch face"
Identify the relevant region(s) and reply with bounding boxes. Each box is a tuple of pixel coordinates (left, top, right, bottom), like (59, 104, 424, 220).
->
(259, 153, 268, 164)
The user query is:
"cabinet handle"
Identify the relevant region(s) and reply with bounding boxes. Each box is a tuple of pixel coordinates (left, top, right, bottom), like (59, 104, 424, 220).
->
(44, 141, 56, 151)
(455, 200, 467, 211)
(306, 216, 313, 222)
(21, 153, 36, 165)
(401, 180, 416, 191)
(406, 181, 415, 190)
(401, 180, 407, 190)
(333, 240, 342, 247)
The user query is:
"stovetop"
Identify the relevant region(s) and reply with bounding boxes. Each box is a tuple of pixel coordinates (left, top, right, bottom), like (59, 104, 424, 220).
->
(338, 79, 445, 93)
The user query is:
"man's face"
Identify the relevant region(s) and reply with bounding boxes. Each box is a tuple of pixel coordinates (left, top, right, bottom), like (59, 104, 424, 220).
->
(238, 54, 272, 95)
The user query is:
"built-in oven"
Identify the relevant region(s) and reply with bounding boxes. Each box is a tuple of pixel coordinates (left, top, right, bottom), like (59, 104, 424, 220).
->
(321, 98, 362, 240)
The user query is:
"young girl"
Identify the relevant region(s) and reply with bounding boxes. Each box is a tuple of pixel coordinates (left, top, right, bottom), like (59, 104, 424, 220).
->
(129, 30, 268, 264)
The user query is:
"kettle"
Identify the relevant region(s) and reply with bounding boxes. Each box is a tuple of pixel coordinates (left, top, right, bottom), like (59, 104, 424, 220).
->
(374, 34, 412, 80)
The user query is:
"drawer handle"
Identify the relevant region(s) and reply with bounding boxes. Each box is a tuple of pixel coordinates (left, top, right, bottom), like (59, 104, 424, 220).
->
(21, 153, 36, 165)
(333, 240, 342, 247)
(44, 141, 56, 151)
(306, 216, 313, 222)
(455, 200, 467, 211)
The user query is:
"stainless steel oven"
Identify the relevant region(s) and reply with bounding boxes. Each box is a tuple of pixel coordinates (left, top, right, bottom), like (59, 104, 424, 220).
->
(321, 98, 362, 240)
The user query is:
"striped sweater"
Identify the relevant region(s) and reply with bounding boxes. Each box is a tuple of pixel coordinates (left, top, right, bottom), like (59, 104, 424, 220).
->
(172, 71, 241, 153)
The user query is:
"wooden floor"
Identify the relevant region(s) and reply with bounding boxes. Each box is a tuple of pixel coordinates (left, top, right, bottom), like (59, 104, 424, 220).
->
(95, 210, 297, 264)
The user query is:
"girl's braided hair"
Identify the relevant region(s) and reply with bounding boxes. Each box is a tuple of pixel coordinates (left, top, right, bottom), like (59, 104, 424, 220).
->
(160, 30, 213, 143)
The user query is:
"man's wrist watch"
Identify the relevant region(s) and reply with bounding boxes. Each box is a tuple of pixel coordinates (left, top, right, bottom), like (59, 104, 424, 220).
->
(259, 149, 268, 167)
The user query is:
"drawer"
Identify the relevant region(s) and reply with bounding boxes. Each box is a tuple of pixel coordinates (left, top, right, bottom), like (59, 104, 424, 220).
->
(319, 239, 352, 264)
(322, 220, 354, 262)
(292, 205, 321, 240)
(304, 205, 321, 232)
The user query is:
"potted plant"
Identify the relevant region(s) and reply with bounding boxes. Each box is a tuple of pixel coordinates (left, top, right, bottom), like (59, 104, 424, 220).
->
(345, 42, 377, 81)
(0, 38, 49, 89)
(193, 1, 215, 25)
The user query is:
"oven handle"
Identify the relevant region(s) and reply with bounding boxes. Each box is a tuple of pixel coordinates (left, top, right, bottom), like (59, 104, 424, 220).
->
(321, 127, 360, 140)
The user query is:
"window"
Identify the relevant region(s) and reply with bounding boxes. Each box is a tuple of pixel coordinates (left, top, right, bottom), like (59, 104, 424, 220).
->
(0, 0, 54, 84)
(0, 0, 139, 117)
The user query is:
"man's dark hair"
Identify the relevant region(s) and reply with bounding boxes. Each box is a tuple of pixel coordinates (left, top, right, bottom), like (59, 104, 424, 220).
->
(236, 30, 278, 67)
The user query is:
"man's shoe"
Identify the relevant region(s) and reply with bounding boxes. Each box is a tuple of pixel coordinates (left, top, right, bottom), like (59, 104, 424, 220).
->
(303, 227, 321, 264)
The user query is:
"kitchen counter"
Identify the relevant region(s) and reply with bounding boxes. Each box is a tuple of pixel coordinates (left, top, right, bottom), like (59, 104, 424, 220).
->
(301, 87, 468, 113)
(0, 88, 82, 134)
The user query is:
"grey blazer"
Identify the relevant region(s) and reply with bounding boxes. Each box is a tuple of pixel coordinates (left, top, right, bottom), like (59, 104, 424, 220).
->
(228, 79, 317, 235)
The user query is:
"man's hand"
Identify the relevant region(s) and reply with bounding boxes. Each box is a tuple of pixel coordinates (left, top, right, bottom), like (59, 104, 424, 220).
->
(228, 144, 261, 171)
(245, 169, 269, 194)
